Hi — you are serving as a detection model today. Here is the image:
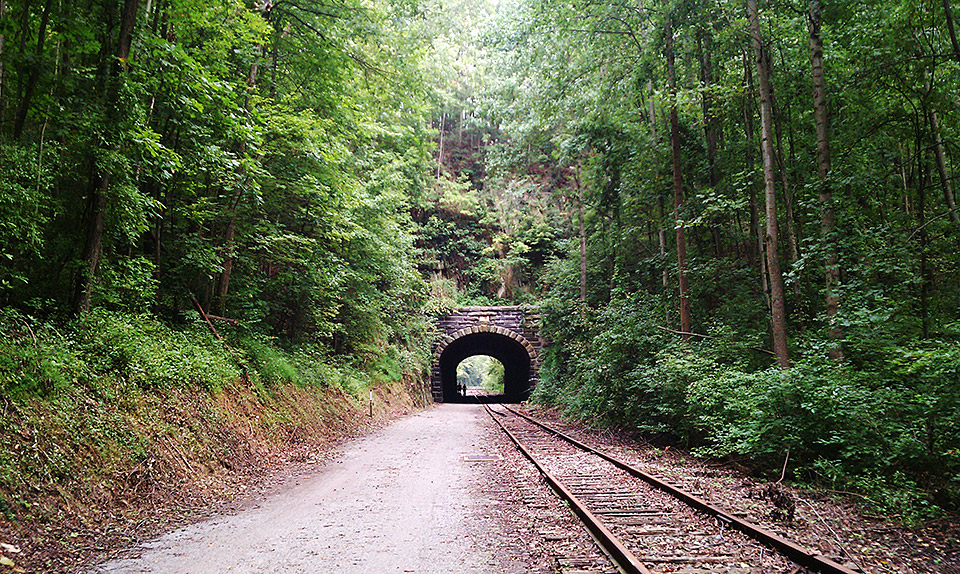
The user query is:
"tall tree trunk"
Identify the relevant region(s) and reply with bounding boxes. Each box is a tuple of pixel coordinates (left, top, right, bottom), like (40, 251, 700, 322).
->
(743, 51, 770, 311)
(658, 193, 669, 291)
(0, 0, 6, 131)
(612, 190, 622, 287)
(217, 218, 238, 312)
(73, 0, 140, 314)
(436, 112, 445, 180)
(215, 53, 261, 314)
(699, 30, 719, 192)
(13, 0, 54, 139)
(698, 21, 723, 257)
(666, 17, 691, 340)
(943, 0, 960, 64)
(270, 26, 280, 100)
(899, 142, 912, 215)
(647, 80, 667, 288)
(919, 161, 930, 338)
(809, 0, 842, 360)
(13, 0, 31, 135)
(648, 79, 671, 321)
(772, 93, 800, 265)
(576, 169, 587, 303)
(928, 107, 960, 224)
(749, 0, 790, 368)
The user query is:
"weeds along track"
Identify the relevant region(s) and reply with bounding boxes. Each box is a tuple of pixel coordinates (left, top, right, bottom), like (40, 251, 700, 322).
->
(484, 404, 861, 574)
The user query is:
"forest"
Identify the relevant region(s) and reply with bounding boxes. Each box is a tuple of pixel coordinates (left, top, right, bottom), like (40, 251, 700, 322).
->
(0, 0, 958, 532)
(428, 0, 960, 519)
(0, 0, 441, 551)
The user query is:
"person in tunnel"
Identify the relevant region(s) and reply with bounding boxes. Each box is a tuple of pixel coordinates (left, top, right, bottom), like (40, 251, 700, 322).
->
(439, 332, 533, 403)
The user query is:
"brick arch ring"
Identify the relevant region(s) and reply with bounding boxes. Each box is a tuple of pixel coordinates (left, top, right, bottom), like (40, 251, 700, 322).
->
(435, 325, 539, 362)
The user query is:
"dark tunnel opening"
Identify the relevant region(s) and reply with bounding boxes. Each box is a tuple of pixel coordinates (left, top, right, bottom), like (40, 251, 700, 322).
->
(439, 332, 532, 403)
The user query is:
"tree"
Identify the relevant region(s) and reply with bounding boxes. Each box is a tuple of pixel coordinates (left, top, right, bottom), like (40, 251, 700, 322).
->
(72, 0, 141, 314)
(808, 0, 843, 360)
(666, 15, 691, 340)
(748, 0, 789, 368)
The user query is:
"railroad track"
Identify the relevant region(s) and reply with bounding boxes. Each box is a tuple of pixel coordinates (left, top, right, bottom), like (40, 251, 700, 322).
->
(484, 403, 861, 574)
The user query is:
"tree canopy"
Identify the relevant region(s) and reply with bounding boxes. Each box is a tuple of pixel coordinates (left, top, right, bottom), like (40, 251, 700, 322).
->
(0, 0, 437, 356)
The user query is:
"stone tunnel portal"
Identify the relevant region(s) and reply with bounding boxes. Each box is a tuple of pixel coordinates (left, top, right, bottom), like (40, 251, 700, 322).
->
(432, 306, 543, 403)
(438, 331, 532, 403)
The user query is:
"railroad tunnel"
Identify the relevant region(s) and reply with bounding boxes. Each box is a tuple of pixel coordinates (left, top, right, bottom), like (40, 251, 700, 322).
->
(438, 330, 533, 403)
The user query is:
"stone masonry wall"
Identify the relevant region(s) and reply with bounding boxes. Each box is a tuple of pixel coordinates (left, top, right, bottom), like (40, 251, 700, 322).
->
(431, 306, 543, 402)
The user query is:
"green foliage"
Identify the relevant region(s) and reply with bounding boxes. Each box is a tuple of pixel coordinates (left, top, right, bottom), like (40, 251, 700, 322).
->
(686, 353, 960, 518)
(0, 0, 435, 398)
(2, 0, 959, 531)
(239, 336, 301, 388)
(0, 310, 81, 399)
(94, 257, 161, 311)
(0, 309, 236, 396)
(535, 289, 960, 518)
(0, 306, 427, 406)
(309, 359, 369, 398)
(469, 0, 960, 521)
(0, 142, 54, 298)
(438, 176, 480, 215)
(456, 355, 504, 393)
(77, 311, 240, 392)
(0, 383, 149, 517)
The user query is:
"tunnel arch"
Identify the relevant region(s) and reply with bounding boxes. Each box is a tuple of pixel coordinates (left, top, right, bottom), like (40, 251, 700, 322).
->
(435, 326, 538, 402)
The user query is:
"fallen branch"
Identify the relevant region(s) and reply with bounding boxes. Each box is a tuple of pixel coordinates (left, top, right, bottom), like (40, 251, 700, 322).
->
(16, 316, 38, 346)
(907, 207, 960, 241)
(655, 325, 776, 356)
(206, 314, 240, 326)
(190, 295, 222, 341)
(777, 448, 790, 484)
(656, 325, 716, 339)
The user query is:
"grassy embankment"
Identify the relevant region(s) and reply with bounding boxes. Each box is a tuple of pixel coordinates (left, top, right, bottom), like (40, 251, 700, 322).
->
(0, 309, 432, 573)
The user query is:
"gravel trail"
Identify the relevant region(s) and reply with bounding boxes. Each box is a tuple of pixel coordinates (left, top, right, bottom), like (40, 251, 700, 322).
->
(90, 404, 523, 574)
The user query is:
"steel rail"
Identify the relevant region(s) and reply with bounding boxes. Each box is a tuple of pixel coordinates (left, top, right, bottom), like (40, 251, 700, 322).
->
(482, 404, 651, 574)
(501, 404, 860, 574)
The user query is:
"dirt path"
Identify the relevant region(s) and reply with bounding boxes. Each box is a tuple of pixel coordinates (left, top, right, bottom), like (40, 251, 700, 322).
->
(88, 404, 529, 574)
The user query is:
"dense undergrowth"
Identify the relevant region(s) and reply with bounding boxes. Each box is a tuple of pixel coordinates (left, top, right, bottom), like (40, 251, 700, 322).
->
(0, 308, 431, 401)
(0, 308, 432, 571)
(532, 292, 960, 523)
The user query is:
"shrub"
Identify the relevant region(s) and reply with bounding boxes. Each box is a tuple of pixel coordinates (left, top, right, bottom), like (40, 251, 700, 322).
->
(239, 336, 300, 388)
(536, 294, 960, 519)
(0, 320, 79, 399)
(77, 310, 239, 391)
